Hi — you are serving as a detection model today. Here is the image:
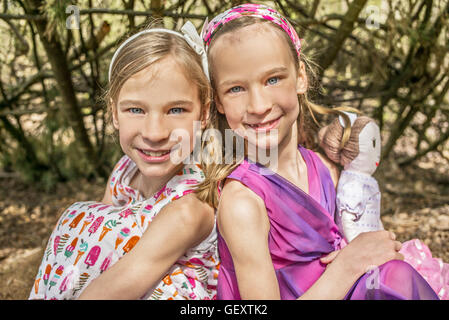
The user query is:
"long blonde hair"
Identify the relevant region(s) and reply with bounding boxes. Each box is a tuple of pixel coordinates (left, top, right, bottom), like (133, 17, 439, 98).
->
(195, 17, 357, 208)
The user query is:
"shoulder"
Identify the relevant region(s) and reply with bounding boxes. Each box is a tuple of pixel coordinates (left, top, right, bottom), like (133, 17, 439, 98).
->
(167, 193, 214, 228)
(337, 179, 366, 202)
(338, 175, 365, 190)
(219, 179, 266, 215)
(145, 193, 215, 248)
(159, 193, 215, 247)
(217, 179, 269, 237)
(315, 152, 340, 188)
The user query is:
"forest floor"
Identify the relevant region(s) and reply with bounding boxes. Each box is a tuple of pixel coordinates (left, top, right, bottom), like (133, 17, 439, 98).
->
(0, 156, 448, 299)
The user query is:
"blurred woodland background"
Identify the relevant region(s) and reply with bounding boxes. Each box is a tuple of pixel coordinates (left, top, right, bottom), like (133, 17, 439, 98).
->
(0, 0, 448, 299)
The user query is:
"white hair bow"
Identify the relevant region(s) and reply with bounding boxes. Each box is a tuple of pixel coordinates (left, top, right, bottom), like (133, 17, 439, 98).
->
(181, 21, 209, 80)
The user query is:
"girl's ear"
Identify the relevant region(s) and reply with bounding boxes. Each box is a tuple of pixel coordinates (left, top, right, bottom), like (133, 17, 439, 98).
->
(111, 100, 119, 130)
(201, 102, 211, 130)
(215, 97, 225, 115)
(296, 61, 308, 95)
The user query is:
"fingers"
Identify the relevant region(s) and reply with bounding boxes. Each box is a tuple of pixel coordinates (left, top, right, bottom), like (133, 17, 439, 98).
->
(320, 250, 340, 264)
(389, 231, 396, 240)
(320, 251, 336, 264)
(375, 230, 396, 240)
(386, 230, 401, 251)
(394, 240, 402, 252)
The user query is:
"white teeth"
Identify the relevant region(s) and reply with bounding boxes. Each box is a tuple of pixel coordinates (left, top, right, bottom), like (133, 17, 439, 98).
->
(141, 150, 169, 157)
(248, 119, 275, 129)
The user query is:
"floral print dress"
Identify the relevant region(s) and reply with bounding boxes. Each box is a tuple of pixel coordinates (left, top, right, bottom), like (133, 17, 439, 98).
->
(29, 155, 219, 300)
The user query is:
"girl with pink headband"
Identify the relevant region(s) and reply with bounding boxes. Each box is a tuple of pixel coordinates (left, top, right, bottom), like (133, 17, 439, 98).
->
(196, 3, 439, 300)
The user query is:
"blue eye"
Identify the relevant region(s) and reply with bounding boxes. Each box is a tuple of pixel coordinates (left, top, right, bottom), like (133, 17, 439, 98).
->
(129, 107, 143, 114)
(229, 86, 243, 94)
(169, 107, 184, 114)
(267, 77, 279, 85)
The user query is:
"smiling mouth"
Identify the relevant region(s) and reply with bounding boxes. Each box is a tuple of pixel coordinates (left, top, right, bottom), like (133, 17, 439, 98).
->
(245, 117, 281, 131)
(138, 149, 171, 157)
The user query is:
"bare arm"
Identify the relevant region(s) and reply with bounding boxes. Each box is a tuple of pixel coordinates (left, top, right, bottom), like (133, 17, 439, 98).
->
(300, 230, 404, 299)
(78, 194, 214, 300)
(218, 180, 280, 299)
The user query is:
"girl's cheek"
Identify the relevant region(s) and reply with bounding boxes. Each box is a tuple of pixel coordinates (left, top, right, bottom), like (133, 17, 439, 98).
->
(221, 103, 244, 124)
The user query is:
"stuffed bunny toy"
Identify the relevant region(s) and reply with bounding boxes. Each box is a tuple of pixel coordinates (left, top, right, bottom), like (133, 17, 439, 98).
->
(319, 112, 383, 242)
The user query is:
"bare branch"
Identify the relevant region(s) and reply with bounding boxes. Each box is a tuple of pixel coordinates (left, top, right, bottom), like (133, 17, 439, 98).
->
(0, 9, 207, 22)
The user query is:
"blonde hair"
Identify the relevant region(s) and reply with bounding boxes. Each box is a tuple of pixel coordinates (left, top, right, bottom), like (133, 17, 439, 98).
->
(319, 116, 373, 167)
(105, 25, 211, 125)
(195, 16, 357, 208)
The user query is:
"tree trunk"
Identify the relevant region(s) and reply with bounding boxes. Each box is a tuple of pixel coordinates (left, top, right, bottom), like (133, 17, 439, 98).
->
(381, 104, 419, 160)
(0, 115, 48, 178)
(24, 0, 106, 177)
(317, 0, 368, 78)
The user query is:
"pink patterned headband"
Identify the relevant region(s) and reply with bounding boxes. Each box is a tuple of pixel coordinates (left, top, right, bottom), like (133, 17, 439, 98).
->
(201, 3, 302, 57)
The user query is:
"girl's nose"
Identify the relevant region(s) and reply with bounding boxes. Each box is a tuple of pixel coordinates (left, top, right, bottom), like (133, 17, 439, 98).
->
(247, 87, 272, 115)
(141, 115, 170, 143)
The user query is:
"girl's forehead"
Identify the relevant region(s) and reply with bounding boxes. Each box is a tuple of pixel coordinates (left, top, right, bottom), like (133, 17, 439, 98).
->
(209, 23, 291, 65)
(214, 22, 283, 45)
(123, 57, 188, 87)
(209, 30, 297, 86)
(118, 58, 197, 101)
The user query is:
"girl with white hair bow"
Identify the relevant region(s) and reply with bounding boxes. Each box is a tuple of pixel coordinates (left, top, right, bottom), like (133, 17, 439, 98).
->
(30, 22, 219, 300)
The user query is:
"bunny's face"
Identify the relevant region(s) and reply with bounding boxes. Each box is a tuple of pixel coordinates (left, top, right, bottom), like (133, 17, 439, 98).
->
(344, 121, 381, 175)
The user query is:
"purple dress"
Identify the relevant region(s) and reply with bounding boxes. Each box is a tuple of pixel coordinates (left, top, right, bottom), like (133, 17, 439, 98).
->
(217, 145, 439, 300)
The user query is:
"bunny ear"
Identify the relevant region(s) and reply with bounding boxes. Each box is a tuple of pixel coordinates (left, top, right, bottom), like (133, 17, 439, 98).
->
(180, 21, 209, 80)
(338, 111, 358, 128)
